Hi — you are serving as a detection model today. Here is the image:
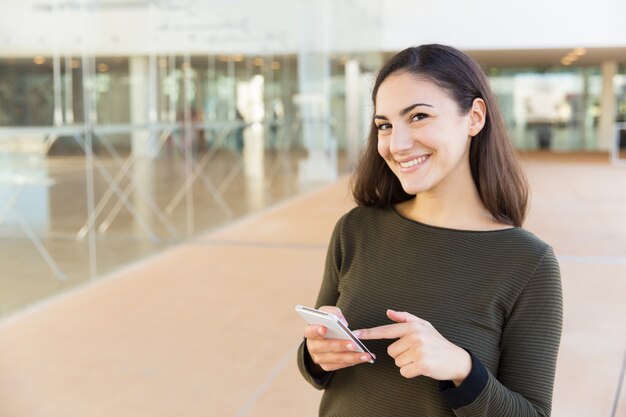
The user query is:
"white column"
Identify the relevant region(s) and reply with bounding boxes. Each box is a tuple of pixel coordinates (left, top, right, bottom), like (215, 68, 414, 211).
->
(130, 56, 157, 157)
(241, 74, 266, 210)
(361, 72, 375, 142)
(64, 55, 74, 124)
(296, 0, 337, 183)
(345, 59, 361, 168)
(52, 54, 63, 126)
(129, 57, 157, 238)
(598, 60, 618, 151)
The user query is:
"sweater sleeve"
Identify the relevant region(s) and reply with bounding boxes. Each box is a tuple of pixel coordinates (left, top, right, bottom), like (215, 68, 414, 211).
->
(443, 246, 563, 417)
(296, 215, 345, 389)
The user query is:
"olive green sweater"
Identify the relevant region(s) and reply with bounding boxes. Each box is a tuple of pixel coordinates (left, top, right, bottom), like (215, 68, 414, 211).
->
(298, 206, 563, 417)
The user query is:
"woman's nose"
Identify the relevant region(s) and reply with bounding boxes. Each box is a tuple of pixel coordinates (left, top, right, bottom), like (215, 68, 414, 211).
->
(389, 126, 414, 154)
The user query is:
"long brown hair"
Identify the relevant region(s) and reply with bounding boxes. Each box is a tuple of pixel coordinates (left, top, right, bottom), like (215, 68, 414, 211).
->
(352, 44, 529, 227)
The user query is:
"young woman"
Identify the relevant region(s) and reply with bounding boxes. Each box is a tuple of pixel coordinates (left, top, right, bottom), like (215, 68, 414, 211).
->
(298, 44, 563, 417)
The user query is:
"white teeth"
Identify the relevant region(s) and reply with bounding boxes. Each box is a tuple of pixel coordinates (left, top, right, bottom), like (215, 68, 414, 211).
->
(398, 155, 429, 168)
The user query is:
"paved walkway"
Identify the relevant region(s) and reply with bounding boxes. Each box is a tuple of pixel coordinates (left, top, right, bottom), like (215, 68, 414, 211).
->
(0, 153, 624, 417)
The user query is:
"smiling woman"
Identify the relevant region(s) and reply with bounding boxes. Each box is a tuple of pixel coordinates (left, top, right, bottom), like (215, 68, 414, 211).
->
(373, 73, 488, 211)
(298, 44, 563, 417)
(354, 44, 529, 229)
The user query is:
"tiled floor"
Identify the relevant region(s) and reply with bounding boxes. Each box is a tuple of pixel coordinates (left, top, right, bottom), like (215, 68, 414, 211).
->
(0, 152, 624, 417)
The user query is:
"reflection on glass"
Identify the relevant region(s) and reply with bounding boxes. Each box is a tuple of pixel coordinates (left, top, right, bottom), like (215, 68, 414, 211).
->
(490, 67, 602, 151)
(0, 58, 54, 126)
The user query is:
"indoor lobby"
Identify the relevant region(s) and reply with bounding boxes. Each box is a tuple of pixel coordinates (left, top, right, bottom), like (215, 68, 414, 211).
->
(1, 1, 625, 416)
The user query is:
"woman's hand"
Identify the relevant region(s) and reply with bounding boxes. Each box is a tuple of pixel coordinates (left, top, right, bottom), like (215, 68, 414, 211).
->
(356, 309, 471, 386)
(304, 306, 375, 372)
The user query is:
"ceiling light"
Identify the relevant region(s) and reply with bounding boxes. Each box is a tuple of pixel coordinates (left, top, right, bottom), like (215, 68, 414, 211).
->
(97, 63, 109, 72)
(253, 58, 264, 67)
(70, 59, 80, 68)
(573, 47, 587, 56)
(560, 57, 572, 66)
(33, 56, 45, 65)
(272, 61, 281, 70)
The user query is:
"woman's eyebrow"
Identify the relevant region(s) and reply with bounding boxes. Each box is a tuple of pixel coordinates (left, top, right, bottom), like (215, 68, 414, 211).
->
(374, 103, 434, 120)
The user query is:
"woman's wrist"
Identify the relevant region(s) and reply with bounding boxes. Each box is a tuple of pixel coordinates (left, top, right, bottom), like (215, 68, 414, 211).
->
(451, 348, 472, 387)
(439, 350, 489, 409)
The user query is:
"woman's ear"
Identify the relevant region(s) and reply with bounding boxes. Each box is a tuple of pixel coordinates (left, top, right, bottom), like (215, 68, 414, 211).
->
(468, 98, 486, 137)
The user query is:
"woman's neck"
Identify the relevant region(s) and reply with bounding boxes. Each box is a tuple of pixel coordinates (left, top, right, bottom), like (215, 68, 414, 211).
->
(396, 170, 510, 231)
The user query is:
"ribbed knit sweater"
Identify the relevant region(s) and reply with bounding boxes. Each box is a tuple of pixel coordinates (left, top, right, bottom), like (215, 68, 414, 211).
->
(297, 206, 563, 417)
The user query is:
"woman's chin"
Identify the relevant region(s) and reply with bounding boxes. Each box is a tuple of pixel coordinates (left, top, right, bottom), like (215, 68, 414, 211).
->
(400, 182, 428, 196)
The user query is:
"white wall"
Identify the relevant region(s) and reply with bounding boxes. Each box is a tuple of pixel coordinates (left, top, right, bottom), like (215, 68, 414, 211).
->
(0, 0, 625, 56)
(0, 0, 382, 56)
(381, 0, 626, 51)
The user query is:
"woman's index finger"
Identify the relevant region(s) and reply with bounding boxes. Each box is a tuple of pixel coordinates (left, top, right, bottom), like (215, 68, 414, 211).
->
(354, 323, 407, 340)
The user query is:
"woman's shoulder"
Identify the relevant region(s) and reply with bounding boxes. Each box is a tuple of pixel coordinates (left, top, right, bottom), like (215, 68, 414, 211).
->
(329, 206, 395, 240)
(499, 227, 553, 255)
(344, 205, 390, 217)
(340, 205, 394, 227)
(485, 228, 560, 286)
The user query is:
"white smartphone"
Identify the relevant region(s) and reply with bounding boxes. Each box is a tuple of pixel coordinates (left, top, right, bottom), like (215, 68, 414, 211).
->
(295, 304, 375, 363)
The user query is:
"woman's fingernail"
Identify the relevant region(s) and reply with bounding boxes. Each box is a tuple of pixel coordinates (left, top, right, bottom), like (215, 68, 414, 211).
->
(360, 355, 368, 362)
(317, 327, 324, 335)
(346, 343, 354, 351)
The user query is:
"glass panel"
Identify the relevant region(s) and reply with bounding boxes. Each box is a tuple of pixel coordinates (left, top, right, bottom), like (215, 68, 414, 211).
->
(0, 57, 54, 126)
(489, 67, 602, 151)
(94, 57, 130, 125)
(616, 66, 626, 122)
(616, 66, 626, 159)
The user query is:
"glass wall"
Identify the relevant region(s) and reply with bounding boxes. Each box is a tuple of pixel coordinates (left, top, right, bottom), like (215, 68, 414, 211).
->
(489, 67, 603, 151)
(0, 52, 327, 317)
(616, 65, 626, 160)
(615, 65, 626, 123)
(5, 57, 623, 154)
(0, 55, 304, 153)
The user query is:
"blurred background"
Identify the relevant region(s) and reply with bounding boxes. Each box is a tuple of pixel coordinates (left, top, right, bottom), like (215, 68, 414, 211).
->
(0, 1, 625, 416)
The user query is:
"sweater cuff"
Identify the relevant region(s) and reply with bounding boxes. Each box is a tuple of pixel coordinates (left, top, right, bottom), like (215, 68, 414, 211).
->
(439, 350, 489, 409)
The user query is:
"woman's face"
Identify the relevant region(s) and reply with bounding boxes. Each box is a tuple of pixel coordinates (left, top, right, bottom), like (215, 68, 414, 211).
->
(374, 72, 480, 196)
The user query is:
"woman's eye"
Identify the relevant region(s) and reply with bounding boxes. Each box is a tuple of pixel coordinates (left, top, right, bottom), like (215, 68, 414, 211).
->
(376, 123, 392, 131)
(411, 113, 428, 122)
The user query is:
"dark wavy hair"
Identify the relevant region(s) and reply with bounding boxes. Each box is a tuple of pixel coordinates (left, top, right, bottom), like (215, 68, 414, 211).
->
(352, 44, 528, 227)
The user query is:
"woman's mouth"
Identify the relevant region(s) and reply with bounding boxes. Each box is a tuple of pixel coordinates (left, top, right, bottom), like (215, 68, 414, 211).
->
(396, 154, 431, 171)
